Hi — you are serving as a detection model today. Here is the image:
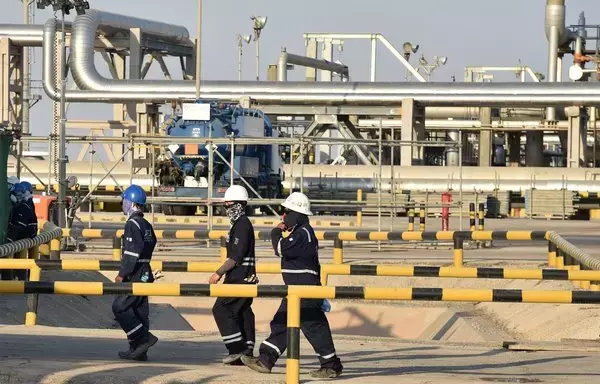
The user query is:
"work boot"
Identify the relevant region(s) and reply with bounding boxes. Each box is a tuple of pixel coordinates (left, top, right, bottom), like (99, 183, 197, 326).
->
(127, 333, 158, 360)
(222, 353, 243, 365)
(310, 367, 343, 379)
(118, 346, 148, 361)
(240, 355, 271, 374)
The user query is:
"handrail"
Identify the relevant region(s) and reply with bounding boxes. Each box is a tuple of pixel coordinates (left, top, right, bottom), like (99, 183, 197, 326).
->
(0, 220, 61, 257)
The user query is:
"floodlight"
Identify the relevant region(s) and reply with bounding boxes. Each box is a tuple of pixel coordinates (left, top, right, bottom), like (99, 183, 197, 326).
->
(437, 56, 448, 65)
(418, 55, 428, 66)
(403, 42, 419, 54)
(239, 34, 252, 44)
(251, 16, 268, 30)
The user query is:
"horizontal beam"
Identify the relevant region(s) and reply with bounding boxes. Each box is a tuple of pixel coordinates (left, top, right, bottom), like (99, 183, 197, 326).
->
(3, 259, 600, 282)
(1, 281, 598, 303)
(62, 228, 549, 242)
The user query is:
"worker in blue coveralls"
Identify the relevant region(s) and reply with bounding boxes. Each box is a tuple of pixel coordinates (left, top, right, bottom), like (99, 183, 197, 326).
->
(112, 185, 158, 361)
(5, 182, 37, 280)
(19, 181, 36, 213)
(210, 184, 258, 365)
(241, 192, 343, 379)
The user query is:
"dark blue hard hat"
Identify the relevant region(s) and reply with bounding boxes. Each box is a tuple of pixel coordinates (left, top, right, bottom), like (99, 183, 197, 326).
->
(20, 181, 33, 193)
(122, 185, 146, 205)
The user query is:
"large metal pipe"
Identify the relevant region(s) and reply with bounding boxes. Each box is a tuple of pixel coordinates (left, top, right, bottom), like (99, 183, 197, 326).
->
(0, 24, 43, 46)
(277, 50, 349, 81)
(35, 9, 600, 106)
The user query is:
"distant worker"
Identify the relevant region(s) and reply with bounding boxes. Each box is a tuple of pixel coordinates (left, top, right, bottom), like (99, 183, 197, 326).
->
(210, 185, 257, 365)
(19, 181, 36, 213)
(112, 185, 158, 361)
(6, 182, 37, 243)
(6, 176, 19, 192)
(241, 192, 343, 379)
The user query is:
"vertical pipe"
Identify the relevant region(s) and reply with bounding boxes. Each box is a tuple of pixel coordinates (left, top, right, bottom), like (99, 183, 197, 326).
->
(57, 11, 67, 230)
(378, 119, 382, 250)
(333, 238, 343, 265)
(299, 137, 304, 193)
(390, 124, 395, 231)
(453, 236, 464, 267)
(22, 0, 31, 151)
(112, 236, 122, 261)
(220, 236, 227, 262)
(286, 295, 301, 384)
(548, 241, 557, 267)
(546, 26, 559, 121)
(408, 202, 415, 231)
(356, 189, 363, 227)
(256, 37, 260, 81)
(478, 203, 485, 231)
(370, 36, 377, 82)
(88, 144, 94, 228)
(230, 137, 234, 185)
(195, 0, 202, 99)
(458, 130, 463, 231)
(238, 42, 242, 81)
(469, 203, 476, 231)
(556, 248, 564, 269)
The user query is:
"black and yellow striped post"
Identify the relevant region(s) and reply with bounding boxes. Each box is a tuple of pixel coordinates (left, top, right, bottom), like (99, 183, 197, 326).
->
(219, 237, 228, 262)
(478, 203, 485, 231)
(548, 242, 557, 267)
(419, 203, 426, 231)
(580, 265, 591, 290)
(286, 295, 301, 384)
(333, 239, 343, 265)
(25, 263, 41, 326)
(356, 189, 363, 227)
(50, 239, 60, 260)
(15, 249, 28, 281)
(112, 236, 122, 261)
(453, 236, 464, 267)
(407, 202, 415, 231)
(469, 203, 476, 231)
(556, 248, 565, 269)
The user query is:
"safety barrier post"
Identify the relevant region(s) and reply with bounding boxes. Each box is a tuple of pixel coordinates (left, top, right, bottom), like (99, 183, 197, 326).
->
(15, 249, 28, 281)
(112, 236, 122, 261)
(286, 295, 301, 384)
(356, 189, 363, 227)
(581, 265, 591, 290)
(478, 203, 485, 231)
(469, 203, 476, 232)
(320, 272, 329, 287)
(219, 237, 227, 262)
(25, 264, 41, 326)
(333, 239, 343, 265)
(407, 202, 415, 231)
(548, 241, 557, 267)
(50, 239, 61, 260)
(453, 236, 464, 267)
(419, 203, 426, 231)
(556, 248, 565, 269)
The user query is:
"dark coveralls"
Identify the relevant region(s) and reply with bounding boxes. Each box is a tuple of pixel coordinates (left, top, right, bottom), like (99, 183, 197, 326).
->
(212, 215, 257, 355)
(257, 223, 342, 371)
(112, 212, 157, 346)
(5, 200, 37, 280)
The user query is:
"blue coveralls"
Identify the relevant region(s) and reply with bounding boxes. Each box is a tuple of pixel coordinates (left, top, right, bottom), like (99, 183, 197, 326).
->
(5, 201, 37, 280)
(112, 211, 157, 346)
(256, 223, 343, 370)
(212, 215, 257, 355)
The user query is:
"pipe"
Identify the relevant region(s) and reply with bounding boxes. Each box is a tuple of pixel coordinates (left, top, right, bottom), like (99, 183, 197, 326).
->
(0, 24, 43, 46)
(34, 10, 600, 106)
(277, 50, 349, 81)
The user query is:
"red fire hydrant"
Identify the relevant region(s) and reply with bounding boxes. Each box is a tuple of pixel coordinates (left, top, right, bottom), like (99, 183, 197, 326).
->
(441, 191, 452, 231)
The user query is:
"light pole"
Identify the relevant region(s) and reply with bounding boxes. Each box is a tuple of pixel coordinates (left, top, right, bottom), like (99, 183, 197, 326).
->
(418, 54, 447, 81)
(196, 0, 202, 100)
(36, 0, 89, 228)
(251, 16, 267, 81)
(237, 34, 251, 81)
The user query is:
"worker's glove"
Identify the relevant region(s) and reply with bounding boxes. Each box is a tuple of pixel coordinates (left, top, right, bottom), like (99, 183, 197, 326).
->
(153, 269, 164, 281)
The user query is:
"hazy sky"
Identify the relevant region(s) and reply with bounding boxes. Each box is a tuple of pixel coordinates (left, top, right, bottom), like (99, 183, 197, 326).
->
(1, 0, 599, 150)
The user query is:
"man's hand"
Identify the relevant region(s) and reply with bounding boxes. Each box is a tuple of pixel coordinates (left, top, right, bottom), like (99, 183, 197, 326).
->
(115, 275, 124, 283)
(276, 222, 287, 231)
(209, 273, 222, 284)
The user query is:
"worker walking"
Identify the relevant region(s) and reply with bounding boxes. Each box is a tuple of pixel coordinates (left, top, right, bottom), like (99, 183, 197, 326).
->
(211, 185, 257, 365)
(241, 192, 343, 379)
(112, 185, 158, 361)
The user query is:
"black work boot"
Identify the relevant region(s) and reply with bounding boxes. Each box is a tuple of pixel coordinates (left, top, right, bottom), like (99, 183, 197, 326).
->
(124, 333, 158, 360)
(310, 367, 343, 379)
(240, 355, 271, 374)
(118, 345, 148, 361)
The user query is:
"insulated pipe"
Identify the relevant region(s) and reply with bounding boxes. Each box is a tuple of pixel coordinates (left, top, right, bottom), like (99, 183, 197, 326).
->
(0, 24, 43, 46)
(39, 11, 600, 106)
(277, 50, 349, 81)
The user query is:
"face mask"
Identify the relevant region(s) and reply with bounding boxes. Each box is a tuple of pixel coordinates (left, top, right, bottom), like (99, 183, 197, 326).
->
(122, 199, 134, 215)
(283, 210, 308, 230)
(226, 202, 245, 225)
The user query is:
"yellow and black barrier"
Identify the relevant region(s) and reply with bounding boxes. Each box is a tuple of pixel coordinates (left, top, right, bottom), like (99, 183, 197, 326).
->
(407, 203, 415, 231)
(469, 203, 476, 231)
(1, 280, 600, 384)
(64, 228, 549, 242)
(478, 203, 485, 231)
(453, 237, 464, 267)
(112, 236, 121, 261)
(419, 203, 426, 231)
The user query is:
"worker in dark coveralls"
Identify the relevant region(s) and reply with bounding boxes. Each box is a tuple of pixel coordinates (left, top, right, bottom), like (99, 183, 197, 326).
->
(5, 182, 37, 280)
(241, 192, 343, 379)
(210, 184, 258, 365)
(112, 184, 158, 361)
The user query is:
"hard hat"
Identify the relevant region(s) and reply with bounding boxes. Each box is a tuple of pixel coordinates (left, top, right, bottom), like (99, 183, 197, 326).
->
(122, 185, 147, 205)
(7, 176, 19, 186)
(11, 183, 26, 195)
(281, 192, 312, 216)
(224, 185, 248, 202)
(20, 181, 33, 193)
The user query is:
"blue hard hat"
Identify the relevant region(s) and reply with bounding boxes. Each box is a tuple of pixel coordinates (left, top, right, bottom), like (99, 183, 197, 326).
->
(122, 185, 146, 205)
(20, 181, 33, 193)
(11, 183, 26, 194)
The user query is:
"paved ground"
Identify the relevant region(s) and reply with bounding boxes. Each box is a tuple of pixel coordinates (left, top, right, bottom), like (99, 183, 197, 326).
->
(1, 326, 599, 384)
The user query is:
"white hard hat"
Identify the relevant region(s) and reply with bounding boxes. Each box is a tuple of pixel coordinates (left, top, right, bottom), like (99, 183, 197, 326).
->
(6, 176, 19, 185)
(224, 185, 249, 202)
(281, 192, 312, 216)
